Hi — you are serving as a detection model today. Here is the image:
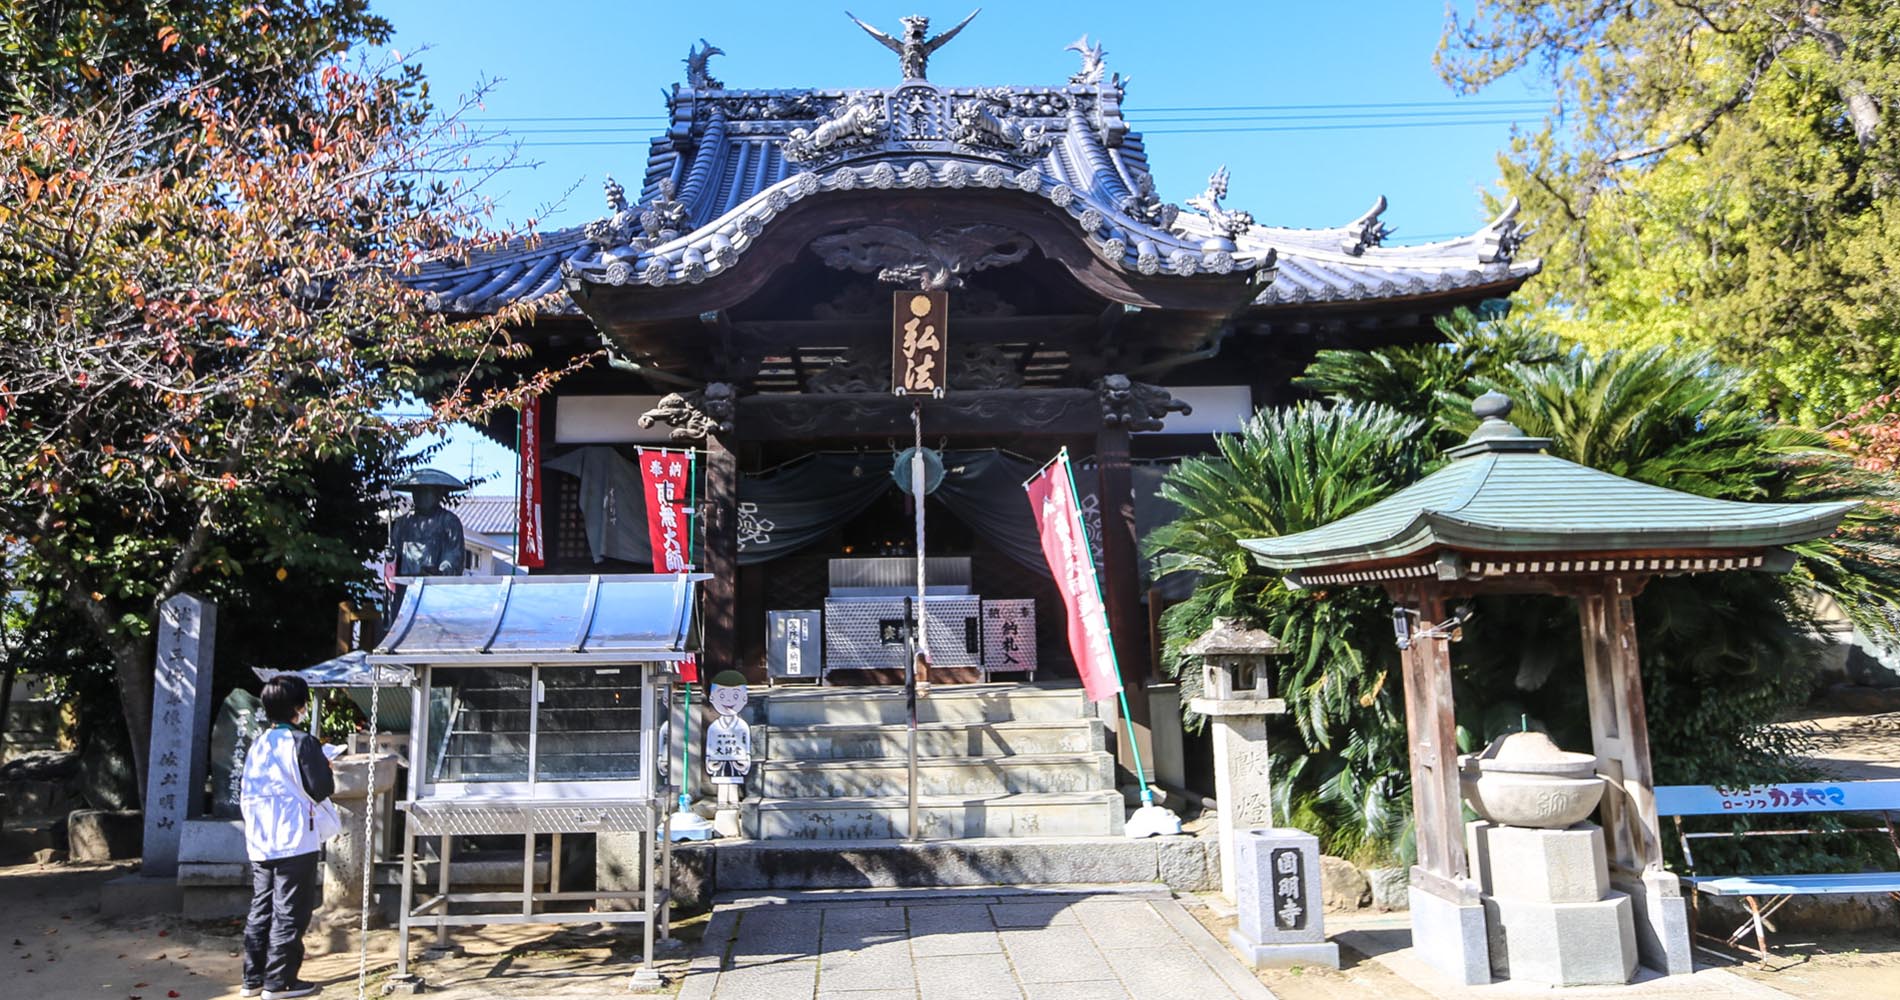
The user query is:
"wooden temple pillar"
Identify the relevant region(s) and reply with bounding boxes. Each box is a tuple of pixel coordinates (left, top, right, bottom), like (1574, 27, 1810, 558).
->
(1574, 575, 1691, 974)
(641, 383, 741, 682)
(1095, 424, 1154, 781)
(701, 433, 741, 682)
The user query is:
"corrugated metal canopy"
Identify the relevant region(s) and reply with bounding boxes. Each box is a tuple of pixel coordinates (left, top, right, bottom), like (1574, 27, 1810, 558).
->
(370, 574, 707, 666)
(1243, 403, 1856, 575)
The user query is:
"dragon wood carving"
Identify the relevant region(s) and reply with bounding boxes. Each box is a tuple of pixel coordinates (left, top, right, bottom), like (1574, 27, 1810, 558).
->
(811, 223, 1032, 291)
(638, 383, 737, 441)
(1097, 374, 1190, 433)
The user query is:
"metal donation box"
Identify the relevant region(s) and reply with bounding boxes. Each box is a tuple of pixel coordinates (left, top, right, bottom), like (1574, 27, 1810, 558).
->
(370, 573, 706, 985)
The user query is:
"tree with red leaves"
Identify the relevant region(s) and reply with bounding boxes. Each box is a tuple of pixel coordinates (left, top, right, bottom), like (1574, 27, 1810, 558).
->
(0, 58, 572, 794)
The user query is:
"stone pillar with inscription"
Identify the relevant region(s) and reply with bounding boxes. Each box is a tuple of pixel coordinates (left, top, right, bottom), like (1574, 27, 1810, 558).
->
(1233, 828, 1340, 968)
(141, 594, 218, 877)
(1184, 618, 1285, 901)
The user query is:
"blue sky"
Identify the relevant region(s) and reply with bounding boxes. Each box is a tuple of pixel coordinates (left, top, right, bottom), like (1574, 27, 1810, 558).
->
(385, 0, 1546, 489)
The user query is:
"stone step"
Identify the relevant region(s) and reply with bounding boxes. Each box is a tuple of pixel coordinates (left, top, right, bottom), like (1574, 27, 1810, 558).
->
(750, 791, 1126, 840)
(760, 684, 1086, 727)
(763, 718, 1106, 760)
(758, 752, 1115, 798)
(689, 836, 1215, 892)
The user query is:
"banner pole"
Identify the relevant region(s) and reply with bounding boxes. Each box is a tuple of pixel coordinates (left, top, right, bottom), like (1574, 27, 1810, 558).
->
(1059, 449, 1156, 807)
(905, 399, 925, 843)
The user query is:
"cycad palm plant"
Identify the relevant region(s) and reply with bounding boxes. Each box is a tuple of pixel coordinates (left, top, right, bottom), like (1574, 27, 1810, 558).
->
(1151, 312, 1900, 862)
(1147, 403, 1430, 861)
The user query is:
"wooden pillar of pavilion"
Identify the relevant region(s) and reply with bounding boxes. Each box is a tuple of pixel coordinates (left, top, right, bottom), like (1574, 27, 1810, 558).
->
(1575, 577, 1665, 874)
(1095, 424, 1154, 781)
(1391, 584, 1470, 888)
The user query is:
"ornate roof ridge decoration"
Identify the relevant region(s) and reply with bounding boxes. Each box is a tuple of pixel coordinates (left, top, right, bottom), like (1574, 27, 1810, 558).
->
(1180, 166, 1254, 248)
(1341, 195, 1391, 256)
(847, 9, 981, 82)
(560, 156, 1278, 293)
(1476, 197, 1530, 264)
(1066, 34, 1111, 88)
(406, 23, 1545, 316)
(683, 39, 725, 91)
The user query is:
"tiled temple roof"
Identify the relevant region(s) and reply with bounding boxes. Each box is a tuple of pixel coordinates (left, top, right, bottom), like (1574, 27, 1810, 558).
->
(411, 39, 1538, 316)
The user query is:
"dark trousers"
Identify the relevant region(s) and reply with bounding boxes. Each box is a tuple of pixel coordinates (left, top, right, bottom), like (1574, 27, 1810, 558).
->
(242, 851, 319, 990)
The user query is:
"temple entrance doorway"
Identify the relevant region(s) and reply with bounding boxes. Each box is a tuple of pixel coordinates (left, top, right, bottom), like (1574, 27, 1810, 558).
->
(735, 448, 1072, 688)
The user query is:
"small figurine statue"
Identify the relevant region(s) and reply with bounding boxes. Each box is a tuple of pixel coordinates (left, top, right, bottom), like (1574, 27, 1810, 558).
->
(705, 670, 752, 837)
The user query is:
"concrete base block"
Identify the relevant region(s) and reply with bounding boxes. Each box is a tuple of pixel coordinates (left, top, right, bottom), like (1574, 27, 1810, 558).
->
(1228, 930, 1341, 969)
(1409, 882, 1490, 986)
(177, 817, 246, 863)
(99, 873, 183, 917)
(707, 835, 1216, 892)
(380, 973, 426, 995)
(1613, 868, 1693, 976)
(67, 809, 142, 861)
(1467, 821, 1608, 903)
(626, 967, 668, 992)
(1484, 891, 1637, 985)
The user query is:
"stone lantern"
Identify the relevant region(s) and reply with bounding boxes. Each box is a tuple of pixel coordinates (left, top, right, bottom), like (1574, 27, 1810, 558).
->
(1187, 619, 1340, 969)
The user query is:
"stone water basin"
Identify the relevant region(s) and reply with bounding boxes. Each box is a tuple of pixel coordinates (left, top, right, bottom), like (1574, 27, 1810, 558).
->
(1459, 730, 1604, 829)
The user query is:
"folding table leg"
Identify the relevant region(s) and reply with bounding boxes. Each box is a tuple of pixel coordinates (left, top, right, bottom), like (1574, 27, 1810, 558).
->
(436, 835, 453, 948)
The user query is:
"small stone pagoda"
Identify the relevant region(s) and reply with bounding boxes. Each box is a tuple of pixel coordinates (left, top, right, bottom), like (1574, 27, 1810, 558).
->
(1242, 392, 1856, 985)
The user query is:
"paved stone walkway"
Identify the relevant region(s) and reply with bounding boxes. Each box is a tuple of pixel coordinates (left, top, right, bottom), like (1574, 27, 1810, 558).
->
(678, 888, 1274, 1000)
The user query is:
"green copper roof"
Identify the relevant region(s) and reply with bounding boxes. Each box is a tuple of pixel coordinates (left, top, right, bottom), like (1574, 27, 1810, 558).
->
(1243, 395, 1856, 573)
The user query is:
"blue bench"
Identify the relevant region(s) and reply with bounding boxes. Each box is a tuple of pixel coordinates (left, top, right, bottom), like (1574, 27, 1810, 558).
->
(1655, 779, 1900, 961)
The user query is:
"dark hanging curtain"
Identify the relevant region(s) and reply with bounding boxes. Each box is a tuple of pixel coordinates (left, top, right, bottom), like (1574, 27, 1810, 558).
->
(735, 453, 892, 565)
(545, 446, 1176, 579)
(544, 446, 653, 565)
(936, 450, 1052, 577)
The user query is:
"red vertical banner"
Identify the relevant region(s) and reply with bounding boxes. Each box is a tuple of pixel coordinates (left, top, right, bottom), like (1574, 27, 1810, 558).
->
(1025, 450, 1121, 703)
(637, 447, 693, 573)
(516, 396, 545, 568)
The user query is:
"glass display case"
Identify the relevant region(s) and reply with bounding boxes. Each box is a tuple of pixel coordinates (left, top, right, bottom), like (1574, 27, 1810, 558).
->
(368, 573, 705, 986)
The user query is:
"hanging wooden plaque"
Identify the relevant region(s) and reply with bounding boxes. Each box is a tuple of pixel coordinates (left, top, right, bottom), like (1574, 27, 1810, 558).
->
(892, 290, 949, 395)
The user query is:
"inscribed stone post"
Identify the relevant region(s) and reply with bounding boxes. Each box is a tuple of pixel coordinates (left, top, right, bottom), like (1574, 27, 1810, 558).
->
(141, 594, 218, 877)
(1232, 828, 1340, 968)
(1210, 714, 1275, 900)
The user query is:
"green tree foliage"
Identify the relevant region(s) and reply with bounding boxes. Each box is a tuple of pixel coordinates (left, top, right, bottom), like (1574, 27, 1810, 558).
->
(1439, 2, 1900, 422)
(0, 62, 557, 794)
(1154, 311, 1900, 860)
(1, 1, 393, 113)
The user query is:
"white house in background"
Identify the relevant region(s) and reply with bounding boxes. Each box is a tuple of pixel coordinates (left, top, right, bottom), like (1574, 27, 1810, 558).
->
(449, 495, 523, 575)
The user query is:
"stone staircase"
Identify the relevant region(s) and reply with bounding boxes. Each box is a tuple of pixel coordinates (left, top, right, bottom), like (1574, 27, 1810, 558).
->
(746, 684, 1126, 840)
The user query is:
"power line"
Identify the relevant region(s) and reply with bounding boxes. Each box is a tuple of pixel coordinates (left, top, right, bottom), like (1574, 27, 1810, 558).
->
(465, 97, 1549, 125)
(500, 117, 1528, 148)
(481, 106, 1540, 137)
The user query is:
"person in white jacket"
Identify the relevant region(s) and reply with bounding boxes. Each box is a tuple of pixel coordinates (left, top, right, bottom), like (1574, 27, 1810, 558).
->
(238, 675, 335, 999)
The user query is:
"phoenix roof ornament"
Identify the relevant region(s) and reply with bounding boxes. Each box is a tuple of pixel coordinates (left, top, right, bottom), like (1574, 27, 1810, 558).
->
(844, 9, 980, 81)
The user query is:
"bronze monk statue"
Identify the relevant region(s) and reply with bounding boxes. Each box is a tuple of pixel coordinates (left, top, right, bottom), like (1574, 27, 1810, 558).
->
(388, 469, 467, 578)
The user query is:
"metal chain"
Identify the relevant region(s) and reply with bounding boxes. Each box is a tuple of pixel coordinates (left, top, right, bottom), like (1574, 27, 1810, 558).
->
(356, 677, 381, 1000)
